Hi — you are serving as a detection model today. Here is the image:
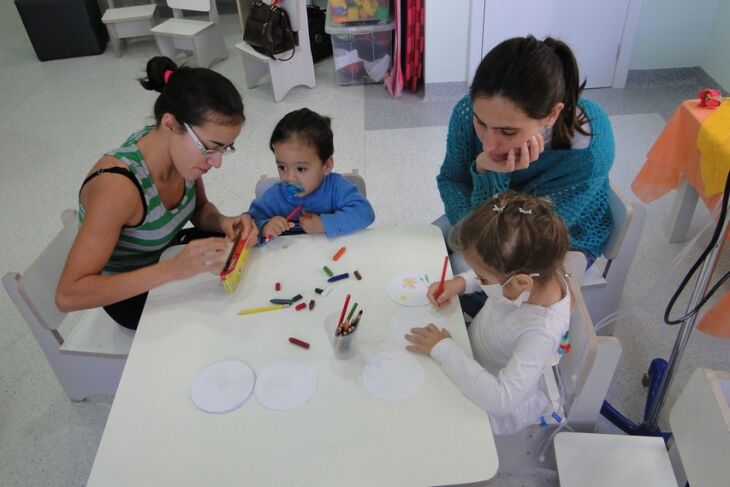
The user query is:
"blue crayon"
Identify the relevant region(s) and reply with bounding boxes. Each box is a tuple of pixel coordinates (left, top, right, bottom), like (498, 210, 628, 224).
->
(270, 298, 293, 305)
(327, 272, 349, 283)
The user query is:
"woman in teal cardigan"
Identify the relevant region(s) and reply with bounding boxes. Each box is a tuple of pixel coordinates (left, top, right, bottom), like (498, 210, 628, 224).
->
(437, 36, 614, 269)
(436, 35, 614, 316)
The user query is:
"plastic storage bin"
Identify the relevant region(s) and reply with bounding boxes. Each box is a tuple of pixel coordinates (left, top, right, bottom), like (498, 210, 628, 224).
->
(325, 9, 394, 85)
(328, 0, 390, 25)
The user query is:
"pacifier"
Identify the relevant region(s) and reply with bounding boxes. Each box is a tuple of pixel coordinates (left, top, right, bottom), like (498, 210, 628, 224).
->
(284, 183, 304, 196)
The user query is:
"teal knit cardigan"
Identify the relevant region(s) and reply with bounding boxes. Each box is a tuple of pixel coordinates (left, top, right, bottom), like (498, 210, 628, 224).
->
(436, 95, 614, 258)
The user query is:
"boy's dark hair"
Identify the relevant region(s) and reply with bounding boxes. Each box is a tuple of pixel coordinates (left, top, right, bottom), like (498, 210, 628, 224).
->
(450, 191, 570, 284)
(139, 56, 245, 127)
(470, 36, 589, 150)
(269, 108, 334, 162)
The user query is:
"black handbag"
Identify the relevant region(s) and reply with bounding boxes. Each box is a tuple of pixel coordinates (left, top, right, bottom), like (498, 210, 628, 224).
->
(306, 4, 332, 63)
(243, 0, 297, 61)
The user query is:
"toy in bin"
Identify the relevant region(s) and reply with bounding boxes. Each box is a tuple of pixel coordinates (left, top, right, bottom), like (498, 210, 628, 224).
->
(220, 231, 250, 294)
(329, 0, 389, 24)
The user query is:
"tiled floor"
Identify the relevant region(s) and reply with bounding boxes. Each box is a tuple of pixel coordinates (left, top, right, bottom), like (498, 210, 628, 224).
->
(1, 5, 729, 487)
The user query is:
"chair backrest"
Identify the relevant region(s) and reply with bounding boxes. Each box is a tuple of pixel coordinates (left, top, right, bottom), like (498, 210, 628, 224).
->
(2, 209, 79, 335)
(603, 181, 634, 261)
(167, 0, 211, 13)
(255, 169, 367, 198)
(559, 251, 622, 431)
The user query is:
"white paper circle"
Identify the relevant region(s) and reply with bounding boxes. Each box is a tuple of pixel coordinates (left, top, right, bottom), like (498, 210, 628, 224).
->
(386, 270, 433, 307)
(362, 351, 425, 401)
(255, 359, 318, 411)
(389, 308, 445, 348)
(190, 360, 255, 414)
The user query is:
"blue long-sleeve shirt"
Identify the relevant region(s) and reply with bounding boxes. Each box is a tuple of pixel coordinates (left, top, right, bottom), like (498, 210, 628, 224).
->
(248, 173, 375, 238)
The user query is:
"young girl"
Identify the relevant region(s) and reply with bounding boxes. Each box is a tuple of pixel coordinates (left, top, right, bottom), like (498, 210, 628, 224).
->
(248, 108, 375, 239)
(406, 192, 571, 435)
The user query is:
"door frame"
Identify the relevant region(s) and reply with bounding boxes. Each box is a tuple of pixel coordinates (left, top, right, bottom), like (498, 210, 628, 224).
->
(466, 0, 644, 89)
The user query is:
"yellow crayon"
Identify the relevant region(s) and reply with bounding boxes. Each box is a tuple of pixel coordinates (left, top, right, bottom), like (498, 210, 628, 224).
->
(237, 304, 288, 315)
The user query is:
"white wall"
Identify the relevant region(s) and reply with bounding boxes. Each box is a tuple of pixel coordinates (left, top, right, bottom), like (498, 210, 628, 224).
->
(630, 0, 717, 69)
(701, 0, 730, 90)
(424, 0, 471, 84)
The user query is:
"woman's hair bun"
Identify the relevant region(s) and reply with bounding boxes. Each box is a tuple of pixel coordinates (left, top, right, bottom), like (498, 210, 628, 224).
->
(139, 56, 178, 93)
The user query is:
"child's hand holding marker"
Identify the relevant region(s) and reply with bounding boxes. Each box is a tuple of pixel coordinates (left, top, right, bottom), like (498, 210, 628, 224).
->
(263, 216, 294, 240)
(427, 277, 466, 307)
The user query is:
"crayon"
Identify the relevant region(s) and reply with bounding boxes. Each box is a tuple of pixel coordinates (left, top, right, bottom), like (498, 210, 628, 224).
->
(270, 298, 293, 305)
(309, 299, 315, 310)
(237, 304, 288, 315)
(332, 246, 346, 261)
(288, 337, 310, 349)
(323, 266, 334, 277)
(275, 282, 281, 291)
(295, 302, 307, 311)
(327, 272, 349, 283)
(291, 294, 303, 302)
(354, 270, 362, 280)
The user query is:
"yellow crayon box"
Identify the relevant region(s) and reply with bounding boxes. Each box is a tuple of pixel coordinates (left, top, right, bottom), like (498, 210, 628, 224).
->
(220, 234, 250, 294)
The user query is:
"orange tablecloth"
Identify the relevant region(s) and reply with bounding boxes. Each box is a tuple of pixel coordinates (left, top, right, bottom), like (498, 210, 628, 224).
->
(631, 99, 730, 338)
(631, 99, 727, 208)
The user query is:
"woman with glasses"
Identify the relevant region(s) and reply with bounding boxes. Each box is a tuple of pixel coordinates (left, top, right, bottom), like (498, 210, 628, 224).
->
(56, 56, 257, 330)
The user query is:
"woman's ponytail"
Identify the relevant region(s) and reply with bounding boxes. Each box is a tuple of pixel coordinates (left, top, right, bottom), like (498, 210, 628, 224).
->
(543, 37, 589, 148)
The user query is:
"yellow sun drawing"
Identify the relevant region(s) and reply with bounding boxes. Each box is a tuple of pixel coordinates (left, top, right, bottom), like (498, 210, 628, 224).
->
(402, 277, 417, 289)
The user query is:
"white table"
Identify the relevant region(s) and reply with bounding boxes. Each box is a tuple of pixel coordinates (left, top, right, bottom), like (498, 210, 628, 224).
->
(87, 224, 498, 486)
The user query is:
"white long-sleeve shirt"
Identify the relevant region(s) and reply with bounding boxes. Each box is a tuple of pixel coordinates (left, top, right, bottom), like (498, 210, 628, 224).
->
(430, 270, 571, 435)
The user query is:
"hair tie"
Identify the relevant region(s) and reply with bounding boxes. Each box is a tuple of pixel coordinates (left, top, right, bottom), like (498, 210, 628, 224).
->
(492, 204, 505, 214)
(163, 69, 174, 85)
(517, 208, 533, 215)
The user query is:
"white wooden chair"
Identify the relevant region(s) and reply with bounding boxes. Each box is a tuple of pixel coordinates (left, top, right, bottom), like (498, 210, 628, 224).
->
(101, 0, 158, 57)
(495, 251, 623, 472)
(581, 181, 647, 334)
(2, 209, 133, 401)
(150, 0, 227, 68)
(255, 168, 366, 198)
(235, 0, 316, 102)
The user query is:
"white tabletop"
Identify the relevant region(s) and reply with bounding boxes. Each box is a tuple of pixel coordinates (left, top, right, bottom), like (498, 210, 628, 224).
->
(87, 224, 497, 486)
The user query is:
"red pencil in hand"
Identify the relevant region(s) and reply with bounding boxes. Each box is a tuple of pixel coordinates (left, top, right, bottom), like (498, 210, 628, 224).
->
(285, 205, 303, 222)
(435, 256, 449, 300)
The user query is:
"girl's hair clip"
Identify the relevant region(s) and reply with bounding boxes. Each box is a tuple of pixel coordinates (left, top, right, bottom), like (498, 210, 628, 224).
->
(492, 204, 505, 214)
(518, 207, 533, 215)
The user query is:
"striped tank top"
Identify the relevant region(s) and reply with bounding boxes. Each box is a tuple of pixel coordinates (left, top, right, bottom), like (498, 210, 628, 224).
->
(79, 127, 197, 274)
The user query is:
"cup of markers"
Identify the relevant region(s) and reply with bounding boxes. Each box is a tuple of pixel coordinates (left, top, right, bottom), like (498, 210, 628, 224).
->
(329, 294, 364, 360)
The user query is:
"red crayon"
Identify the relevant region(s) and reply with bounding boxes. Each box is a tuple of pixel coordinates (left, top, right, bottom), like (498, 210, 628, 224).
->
(435, 256, 449, 300)
(332, 246, 346, 261)
(288, 337, 310, 349)
(295, 302, 307, 311)
(285, 205, 303, 222)
(275, 282, 281, 291)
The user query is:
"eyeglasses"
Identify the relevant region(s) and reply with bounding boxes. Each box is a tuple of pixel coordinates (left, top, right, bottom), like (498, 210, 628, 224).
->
(184, 122, 236, 157)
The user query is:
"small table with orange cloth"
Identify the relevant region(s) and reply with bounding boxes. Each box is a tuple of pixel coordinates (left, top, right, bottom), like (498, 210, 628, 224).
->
(631, 99, 730, 337)
(632, 98, 730, 243)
